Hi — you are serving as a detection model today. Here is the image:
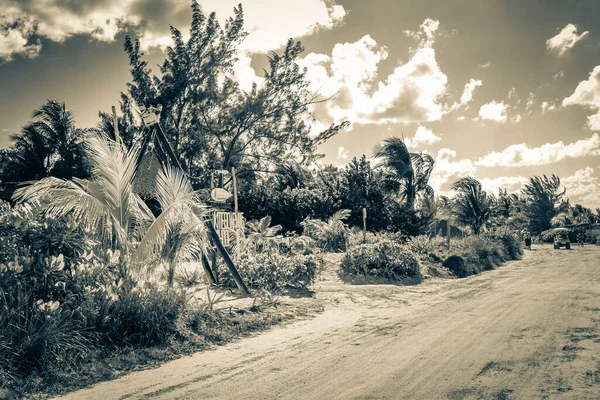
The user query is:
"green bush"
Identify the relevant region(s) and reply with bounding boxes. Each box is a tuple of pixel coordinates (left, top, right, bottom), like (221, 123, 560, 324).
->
(341, 240, 421, 281)
(454, 236, 505, 271)
(405, 235, 448, 259)
(0, 255, 92, 376)
(0, 201, 92, 267)
(221, 251, 318, 292)
(442, 232, 519, 278)
(442, 255, 473, 278)
(104, 286, 187, 347)
(484, 227, 522, 260)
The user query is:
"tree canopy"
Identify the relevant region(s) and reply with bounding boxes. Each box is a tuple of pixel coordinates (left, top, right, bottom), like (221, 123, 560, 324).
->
(122, 2, 348, 185)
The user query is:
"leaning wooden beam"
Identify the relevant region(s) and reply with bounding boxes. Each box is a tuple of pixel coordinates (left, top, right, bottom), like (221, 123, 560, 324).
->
(210, 248, 219, 283)
(205, 220, 250, 295)
(201, 252, 217, 285)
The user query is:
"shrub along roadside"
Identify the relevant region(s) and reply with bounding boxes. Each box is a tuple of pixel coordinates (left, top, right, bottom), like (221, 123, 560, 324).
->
(441, 229, 523, 278)
(341, 240, 422, 282)
(2, 299, 323, 399)
(218, 235, 319, 293)
(0, 241, 322, 398)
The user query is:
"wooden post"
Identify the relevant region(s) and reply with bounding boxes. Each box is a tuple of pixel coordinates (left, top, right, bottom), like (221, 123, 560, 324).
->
(210, 170, 215, 190)
(447, 219, 451, 249)
(206, 220, 249, 295)
(111, 106, 121, 146)
(232, 167, 238, 213)
(200, 252, 217, 285)
(210, 248, 218, 282)
(362, 207, 367, 243)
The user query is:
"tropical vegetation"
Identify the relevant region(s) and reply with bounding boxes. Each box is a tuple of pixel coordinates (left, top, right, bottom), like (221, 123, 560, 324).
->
(1, 1, 599, 397)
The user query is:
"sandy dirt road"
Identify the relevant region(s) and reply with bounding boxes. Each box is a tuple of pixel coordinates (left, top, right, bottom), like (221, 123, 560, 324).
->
(61, 246, 600, 399)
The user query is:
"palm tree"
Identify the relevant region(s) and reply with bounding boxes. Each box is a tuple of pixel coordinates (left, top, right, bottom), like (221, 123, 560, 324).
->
(521, 174, 566, 234)
(494, 188, 520, 219)
(374, 137, 435, 211)
(31, 100, 87, 178)
(451, 176, 494, 235)
(420, 193, 452, 236)
(301, 209, 351, 251)
(13, 133, 208, 289)
(273, 162, 309, 190)
(9, 124, 53, 180)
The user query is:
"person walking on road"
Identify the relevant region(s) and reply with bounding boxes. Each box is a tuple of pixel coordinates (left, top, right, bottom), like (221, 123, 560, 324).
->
(524, 231, 532, 251)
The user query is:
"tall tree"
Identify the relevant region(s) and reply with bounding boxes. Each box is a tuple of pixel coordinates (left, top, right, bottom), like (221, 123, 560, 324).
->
(8, 124, 53, 180)
(122, 2, 347, 183)
(374, 137, 435, 211)
(343, 155, 386, 229)
(30, 100, 87, 178)
(521, 175, 566, 234)
(451, 176, 494, 234)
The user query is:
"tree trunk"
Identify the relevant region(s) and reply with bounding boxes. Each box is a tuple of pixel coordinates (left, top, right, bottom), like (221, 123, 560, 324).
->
(205, 220, 250, 295)
(167, 261, 175, 288)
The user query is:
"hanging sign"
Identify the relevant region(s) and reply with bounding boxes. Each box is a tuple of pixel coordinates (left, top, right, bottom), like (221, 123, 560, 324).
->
(211, 188, 233, 202)
(140, 106, 160, 126)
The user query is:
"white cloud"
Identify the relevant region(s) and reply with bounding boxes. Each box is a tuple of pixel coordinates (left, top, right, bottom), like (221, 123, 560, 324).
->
(200, 0, 346, 53)
(525, 92, 536, 113)
(299, 18, 450, 127)
(429, 148, 476, 194)
(546, 23, 589, 56)
(478, 100, 508, 122)
(337, 146, 348, 160)
(554, 70, 565, 80)
(0, 0, 346, 59)
(405, 126, 441, 148)
(563, 65, 600, 131)
(476, 134, 600, 167)
(459, 78, 482, 107)
(478, 61, 491, 68)
(0, 3, 41, 61)
(562, 167, 600, 209)
(541, 101, 556, 114)
(478, 176, 528, 196)
(404, 18, 440, 47)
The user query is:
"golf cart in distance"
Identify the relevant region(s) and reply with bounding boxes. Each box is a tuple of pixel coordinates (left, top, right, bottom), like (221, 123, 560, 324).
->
(553, 229, 571, 249)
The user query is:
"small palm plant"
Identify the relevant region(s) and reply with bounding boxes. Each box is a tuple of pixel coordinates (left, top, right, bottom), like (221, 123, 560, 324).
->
(13, 133, 208, 290)
(246, 216, 282, 241)
(301, 209, 351, 252)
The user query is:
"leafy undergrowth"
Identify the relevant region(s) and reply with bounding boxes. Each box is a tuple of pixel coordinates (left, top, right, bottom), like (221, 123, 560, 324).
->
(406, 228, 523, 279)
(2, 299, 323, 400)
(339, 228, 523, 282)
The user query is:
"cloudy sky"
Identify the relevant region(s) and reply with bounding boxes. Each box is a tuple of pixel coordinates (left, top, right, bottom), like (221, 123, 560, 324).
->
(1, 0, 600, 208)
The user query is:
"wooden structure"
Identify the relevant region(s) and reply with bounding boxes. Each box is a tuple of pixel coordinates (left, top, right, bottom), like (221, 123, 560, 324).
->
(213, 211, 244, 248)
(130, 105, 249, 294)
(133, 107, 183, 198)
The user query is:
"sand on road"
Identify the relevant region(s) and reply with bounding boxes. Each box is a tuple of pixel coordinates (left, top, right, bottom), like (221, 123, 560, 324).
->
(60, 245, 600, 400)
